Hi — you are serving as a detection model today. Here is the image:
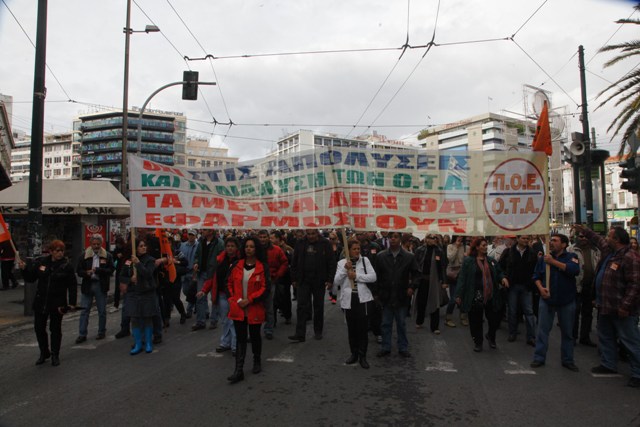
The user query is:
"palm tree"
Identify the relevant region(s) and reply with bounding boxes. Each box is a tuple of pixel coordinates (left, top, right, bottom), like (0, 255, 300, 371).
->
(597, 5, 640, 157)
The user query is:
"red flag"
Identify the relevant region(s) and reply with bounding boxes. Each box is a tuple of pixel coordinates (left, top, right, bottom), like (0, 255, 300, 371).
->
(532, 101, 552, 156)
(0, 213, 10, 243)
(155, 228, 177, 283)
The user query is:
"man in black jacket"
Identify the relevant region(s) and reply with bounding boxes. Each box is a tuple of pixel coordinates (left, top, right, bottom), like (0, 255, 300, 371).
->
(288, 229, 337, 342)
(375, 232, 420, 357)
(75, 234, 115, 343)
(500, 235, 538, 346)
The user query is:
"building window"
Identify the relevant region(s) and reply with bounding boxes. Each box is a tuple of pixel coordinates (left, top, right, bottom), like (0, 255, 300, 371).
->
(63, 156, 71, 163)
(44, 158, 52, 166)
(53, 157, 62, 164)
(618, 192, 626, 206)
(64, 143, 71, 150)
(54, 169, 61, 176)
(45, 146, 53, 152)
(187, 159, 196, 167)
(44, 170, 52, 178)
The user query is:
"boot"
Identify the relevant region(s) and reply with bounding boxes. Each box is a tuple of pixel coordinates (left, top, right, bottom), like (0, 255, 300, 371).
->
(460, 313, 469, 326)
(144, 326, 154, 353)
(36, 349, 51, 365)
(358, 351, 370, 369)
(252, 355, 262, 374)
(445, 314, 456, 328)
(130, 328, 143, 355)
(228, 342, 246, 384)
(51, 353, 60, 366)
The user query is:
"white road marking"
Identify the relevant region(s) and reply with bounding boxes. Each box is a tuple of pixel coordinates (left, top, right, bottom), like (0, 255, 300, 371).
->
(14, 343, 38, 347)
(425, 338, 458, 372)
(71, 345, 97, 350)
(591, 373, 622, 378)
(267, 345, 296, 363)
(504, 359, 536, 375)
(196, 352, 223, 358)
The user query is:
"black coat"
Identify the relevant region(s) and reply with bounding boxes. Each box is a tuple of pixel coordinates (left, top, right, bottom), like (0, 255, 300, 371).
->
(23, 255, 77, 314)
(120, 254, 159, 318)
(291, 237, 337, 286)
(76, 248, 115, 295)
(375, 247, 420, 307)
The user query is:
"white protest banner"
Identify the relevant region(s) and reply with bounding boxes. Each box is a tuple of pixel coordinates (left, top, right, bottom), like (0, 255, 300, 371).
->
(128, 147, 549, 236)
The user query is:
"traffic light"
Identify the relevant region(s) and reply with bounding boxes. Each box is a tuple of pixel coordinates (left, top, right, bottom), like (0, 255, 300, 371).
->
(619, 156, 639, 194)
(182, 71, 199, 100)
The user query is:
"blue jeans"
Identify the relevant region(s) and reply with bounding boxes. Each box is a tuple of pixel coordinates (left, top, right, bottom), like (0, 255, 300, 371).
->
(182, 275, 194, 315)
(79, 282, 107, 336)
(533, 299, 575, 364)
(217, 293, 236, 350)
(381, 304, 408, 352)
(597, 314, 640, 378)
(508, 283, 536, 340)
(263, 283, 276, 335)
(195, 274, 211, 326)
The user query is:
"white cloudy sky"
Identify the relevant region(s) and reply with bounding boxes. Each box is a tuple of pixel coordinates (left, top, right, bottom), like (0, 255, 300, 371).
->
(0, 0, 638, 160)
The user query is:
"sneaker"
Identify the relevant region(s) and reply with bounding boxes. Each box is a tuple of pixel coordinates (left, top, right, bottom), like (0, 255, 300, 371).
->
(591, 365, 618, 374)
(288, 335, 305, 342)
(433, 329, 441, 335)
(75, 336, 87, 344)
(215, 345, 231, 353)
(191, 323, 205, 331)
(445, 320, 456, 328)
(530, 360, 545, 368)
(96, 333, 106, 340)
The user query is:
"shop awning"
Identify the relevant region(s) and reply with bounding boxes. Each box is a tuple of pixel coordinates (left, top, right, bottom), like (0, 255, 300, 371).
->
(0, 180, 130, 216)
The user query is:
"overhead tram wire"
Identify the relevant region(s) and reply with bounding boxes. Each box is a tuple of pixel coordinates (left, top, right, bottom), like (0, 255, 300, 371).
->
(345, 0, 413, 138)
(1, 0, 73, 101)
(586, 7, 639, 66)
(164, 0, 227, 135)
(510, 0, 548, 40)
(363, 0, 442, 131)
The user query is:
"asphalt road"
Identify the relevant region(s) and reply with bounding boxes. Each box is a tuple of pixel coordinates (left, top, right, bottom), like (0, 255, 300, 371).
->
(0, 297, 638, 427)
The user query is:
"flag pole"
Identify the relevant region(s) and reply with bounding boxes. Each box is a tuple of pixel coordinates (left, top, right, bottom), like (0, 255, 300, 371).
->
(340, 228, 355, 290)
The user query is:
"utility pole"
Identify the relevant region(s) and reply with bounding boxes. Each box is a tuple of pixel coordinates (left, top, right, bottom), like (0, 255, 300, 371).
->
(579, 45, 594, 227)
(121, 0, 132, 196)
(25, 0, 48, 315)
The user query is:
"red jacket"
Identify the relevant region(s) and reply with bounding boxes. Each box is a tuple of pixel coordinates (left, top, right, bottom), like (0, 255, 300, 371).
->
(266, 244, 288, 281)
(227, 259, 269, 324)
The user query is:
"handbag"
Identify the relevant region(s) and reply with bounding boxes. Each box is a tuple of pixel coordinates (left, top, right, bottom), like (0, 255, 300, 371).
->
(446, 265, 461, 284)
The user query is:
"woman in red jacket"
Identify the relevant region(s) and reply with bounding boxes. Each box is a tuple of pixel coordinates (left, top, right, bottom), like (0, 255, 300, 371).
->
(226, 236, 270, 384)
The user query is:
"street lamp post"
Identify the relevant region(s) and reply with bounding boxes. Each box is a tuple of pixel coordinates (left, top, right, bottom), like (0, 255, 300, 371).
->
(121, 0, 159, 196)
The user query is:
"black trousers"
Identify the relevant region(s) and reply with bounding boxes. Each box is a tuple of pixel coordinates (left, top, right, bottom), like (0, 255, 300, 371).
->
(162, 281, 186, 320)
(34, 309, 63, 355)
(468, 300, 500, 345)
(369, 301, 382, 336)
(345, 293, 370, 357)
(295, 281, 325, 337)
(415, 284, 440, 331)
(1, 260, 17, 288)
(275, 280, 292, 320)
(573, 284, 594, 341)
(233, 319, 262, 358)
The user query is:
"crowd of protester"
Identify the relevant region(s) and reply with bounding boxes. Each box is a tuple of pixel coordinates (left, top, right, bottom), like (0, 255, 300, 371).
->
(14, 225, 640, 388)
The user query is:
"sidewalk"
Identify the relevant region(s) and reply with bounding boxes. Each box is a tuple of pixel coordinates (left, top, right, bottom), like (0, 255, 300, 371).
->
(0, 284, 31, 329)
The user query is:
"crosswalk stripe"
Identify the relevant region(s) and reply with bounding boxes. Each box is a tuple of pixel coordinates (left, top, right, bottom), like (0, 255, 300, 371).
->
(503, 359, 536, 375)
(425, 338, 458, 372)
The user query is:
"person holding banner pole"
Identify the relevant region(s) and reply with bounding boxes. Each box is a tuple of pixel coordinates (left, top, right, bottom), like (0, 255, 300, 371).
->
(0, 213, 20, 290)
(333, 239, 377, 369)
(529, 234, 580, 371)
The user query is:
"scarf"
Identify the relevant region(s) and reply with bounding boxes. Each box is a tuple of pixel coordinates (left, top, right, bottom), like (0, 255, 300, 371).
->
(476, 257, 493, 304)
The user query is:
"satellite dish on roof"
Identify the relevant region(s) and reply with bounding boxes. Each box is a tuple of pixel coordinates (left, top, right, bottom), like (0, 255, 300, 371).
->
(549, 111, 565, 140)
(532, 90, 550, 117)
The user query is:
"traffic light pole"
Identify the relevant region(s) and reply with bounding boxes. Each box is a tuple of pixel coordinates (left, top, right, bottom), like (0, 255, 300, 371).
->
(133, 80, 216, 157)
(579, 45, 594, 228)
